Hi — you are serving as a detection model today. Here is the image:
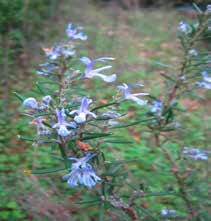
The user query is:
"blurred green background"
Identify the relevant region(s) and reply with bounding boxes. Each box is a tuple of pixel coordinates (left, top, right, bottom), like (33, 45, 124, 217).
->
(0, 0, 210, 220)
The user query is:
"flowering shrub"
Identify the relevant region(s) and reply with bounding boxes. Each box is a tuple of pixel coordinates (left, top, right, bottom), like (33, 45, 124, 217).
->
(16, 4, 210, 220)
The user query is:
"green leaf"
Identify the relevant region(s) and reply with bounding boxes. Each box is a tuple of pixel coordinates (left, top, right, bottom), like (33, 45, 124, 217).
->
(31, 166, 66, 174)
(75, 199, 100, 205)
(99, 203, 105, 221)
(35, 81, 46, 95)
(109, 118, 153, 129)
(82, 132, 111, 136)
(42, 121, 52, 128)
(160, 73, 176, 82)
(6, 201, 17, 208)
(18, 135, 36, 142)
(13, 92, 25, 101)
(18, 135, 53, 143)
(192, 3, 202, 14)
(34, 112, 54, 117)
(81, 134, 111, 141)
(144, 191, 177, 197)
(91, 101, 118, 111)
(152, 60, 175, 69)
(102, 139, 132, 144)
(106, 159, 139, 165)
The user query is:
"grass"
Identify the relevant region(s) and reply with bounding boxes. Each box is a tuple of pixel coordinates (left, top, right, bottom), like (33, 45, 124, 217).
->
(1, 0, 209, 220)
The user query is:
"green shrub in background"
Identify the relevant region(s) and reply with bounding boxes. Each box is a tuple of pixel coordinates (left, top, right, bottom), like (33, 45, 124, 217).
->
(0, 2, 58, 219)
(93, 0, 210, 9)
(0, 0, 59, 60)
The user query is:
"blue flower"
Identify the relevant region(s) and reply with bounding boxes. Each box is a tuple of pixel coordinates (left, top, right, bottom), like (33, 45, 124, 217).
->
(196, 71, 211, 89)
(206, 4, 211, 13)
(63, 152, 101, 188)
(43, 46, 60, 60)
(23, 96, 52, 110)
(42, 95, 52, 106)
(101, 111, 121, 125)
(202, 70, 211, 82)
(66, 23, 87, 41)
(149, 100, 163, 115)
(69, 97, 97, 123)
(60, 47, 75, 58)
(43, 43, 75, 60)
(117, 83, 149, 105)
(178, 21, 192, 35)
(29, 117, 51, 136)
(80, 57, 116, 82)
(36, 62, 59, 75)
(183, 147, 209, 160)
(161, 208, 176, 216)
(23, 97, 38, 109)
(188, 49, 198, 57)
(53, 108, 76, 137)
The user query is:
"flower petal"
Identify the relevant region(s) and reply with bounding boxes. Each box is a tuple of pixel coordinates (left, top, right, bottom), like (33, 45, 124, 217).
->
(127, 95, 148, 105)
(92, 73, 116, 82)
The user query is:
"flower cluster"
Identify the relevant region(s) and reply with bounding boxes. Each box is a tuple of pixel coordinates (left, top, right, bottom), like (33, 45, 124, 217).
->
(29, 117, 51, 136)
(37, 62, 59, 75)
(20, 23, 150, 189)
(63, 152, 101, 188)
(23, 95, 51, 110)
(66, 23, 87, 41)
(149, 100, 163, 116)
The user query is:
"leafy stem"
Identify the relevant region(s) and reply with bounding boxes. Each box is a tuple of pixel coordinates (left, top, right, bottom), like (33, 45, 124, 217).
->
(58, 135, 69, 169)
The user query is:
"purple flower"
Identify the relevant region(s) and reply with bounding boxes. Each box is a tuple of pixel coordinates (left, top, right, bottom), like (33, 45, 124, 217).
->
(60, 47, 75, 58)
(117, 83, 149, 105)
(43, 43, 76, 60)
(80, 57, 116, 82)
(202, 71, 211, 83)
(69, 97, 97, 123)
(36, 62, 59, 75)
(23, 95, 52, 111)
(53, 108, 76, 137)
(42, 95, 52, 106)
(206, 5, 211, 13)
(23, 97, 38, 109)
(149, 100, 163, 115)
(161, 208, 176, 216)
(188, 49, 198, 57)
(196, 71, 211, 89)
(101, 111, 121, 125)
(30, 117, 51, 136)
(101, 111, 121, 119)
(63, 152, 101, 188)
(183, 147, 209, 160)
(178, 21, 192, 35)
(43, 46, 60, 60)
(66, 23, 87, 41)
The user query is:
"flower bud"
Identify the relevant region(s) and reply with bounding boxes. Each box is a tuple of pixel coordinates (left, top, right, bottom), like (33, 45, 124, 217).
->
(42, 95, 52, 105)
